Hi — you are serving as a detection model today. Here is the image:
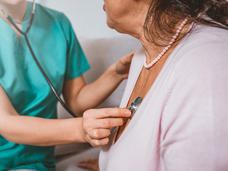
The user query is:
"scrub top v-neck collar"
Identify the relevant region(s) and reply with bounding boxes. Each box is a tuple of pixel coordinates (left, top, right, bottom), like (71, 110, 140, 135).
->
(0, 2, 32, 43)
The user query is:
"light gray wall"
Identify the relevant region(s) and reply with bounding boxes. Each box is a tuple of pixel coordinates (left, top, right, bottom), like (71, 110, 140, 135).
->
(39, 0, 121, 39)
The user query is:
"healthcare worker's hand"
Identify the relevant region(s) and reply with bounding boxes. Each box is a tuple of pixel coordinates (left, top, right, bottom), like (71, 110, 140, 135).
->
(111, 52, 134, 79)
(82, 108, 131, 147)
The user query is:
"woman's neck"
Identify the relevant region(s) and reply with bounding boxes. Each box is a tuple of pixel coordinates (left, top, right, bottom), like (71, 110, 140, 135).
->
(138, 21, 191, 65)
(139, 36, 166, 64)
(0, 1, 27, 23)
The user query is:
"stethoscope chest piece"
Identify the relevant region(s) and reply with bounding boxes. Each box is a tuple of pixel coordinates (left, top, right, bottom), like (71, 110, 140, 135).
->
(129, 96, 143, 116)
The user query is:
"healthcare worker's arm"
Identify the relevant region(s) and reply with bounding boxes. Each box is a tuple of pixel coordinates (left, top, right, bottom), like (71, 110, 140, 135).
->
(63, 53, 133, 116)
(0, 86, 131, 146)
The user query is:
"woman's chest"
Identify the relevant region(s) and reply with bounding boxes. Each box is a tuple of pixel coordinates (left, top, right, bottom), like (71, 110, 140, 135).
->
(100, 48, 179, 171)
(100, 76, 177, 170)
(115, 55, 169, 142)
(100, 97, 166, 171)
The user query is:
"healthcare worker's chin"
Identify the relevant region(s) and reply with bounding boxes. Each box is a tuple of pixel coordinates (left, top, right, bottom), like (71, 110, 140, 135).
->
(0, 0, 25, 5)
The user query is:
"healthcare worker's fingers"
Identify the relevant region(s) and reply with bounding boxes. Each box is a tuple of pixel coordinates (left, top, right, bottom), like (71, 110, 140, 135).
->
(88, 129, 111, 139)
(115, 52, 134, 77)
(82, 108, 132, 147)
(84, 108, 131, 119)
(119, 52, 134, 65)
(83, 127, 112, 146)
(88, 118, 124, 129)
(93, 138, 109, 147)
(86, 136, 109, 147)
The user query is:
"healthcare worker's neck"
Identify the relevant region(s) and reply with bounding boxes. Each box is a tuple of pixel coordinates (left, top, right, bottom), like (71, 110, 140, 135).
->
(0, 1, 27, 24)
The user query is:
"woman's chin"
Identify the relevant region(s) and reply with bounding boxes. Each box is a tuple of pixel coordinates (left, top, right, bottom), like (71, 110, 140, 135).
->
(106, 20, 115, 29)
(106, 18, 128, 35)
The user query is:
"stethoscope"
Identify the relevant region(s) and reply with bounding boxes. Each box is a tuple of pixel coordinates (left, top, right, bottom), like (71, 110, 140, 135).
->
(0, 1, 143, 118)
(0, 1, 77, 117)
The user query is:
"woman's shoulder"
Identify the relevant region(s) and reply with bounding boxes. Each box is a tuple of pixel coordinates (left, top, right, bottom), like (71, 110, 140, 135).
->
(174, 25, 228, 71)
(180, 24, 228, 54)
(170, 25, 228, 85)
(192, 24, 228, 41)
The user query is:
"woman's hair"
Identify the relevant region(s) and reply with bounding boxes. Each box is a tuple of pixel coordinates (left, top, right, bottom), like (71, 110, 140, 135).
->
(144, 0, 228, 46)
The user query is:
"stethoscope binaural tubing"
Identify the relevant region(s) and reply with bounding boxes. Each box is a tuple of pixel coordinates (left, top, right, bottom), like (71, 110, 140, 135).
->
(1, 2, 77, 117)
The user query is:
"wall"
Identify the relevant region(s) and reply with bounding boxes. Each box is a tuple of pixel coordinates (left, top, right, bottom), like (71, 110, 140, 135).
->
(40, 0, 123, 39)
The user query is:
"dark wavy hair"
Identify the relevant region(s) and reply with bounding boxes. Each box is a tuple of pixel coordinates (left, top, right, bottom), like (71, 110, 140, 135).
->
(144, 0, 228, 46)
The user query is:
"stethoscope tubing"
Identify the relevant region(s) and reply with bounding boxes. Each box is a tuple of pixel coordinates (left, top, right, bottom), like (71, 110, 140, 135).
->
(2, 2, 77, 117)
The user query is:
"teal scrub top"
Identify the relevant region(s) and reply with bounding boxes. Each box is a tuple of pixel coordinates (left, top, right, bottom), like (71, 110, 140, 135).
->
(0, 2, 90, 170)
